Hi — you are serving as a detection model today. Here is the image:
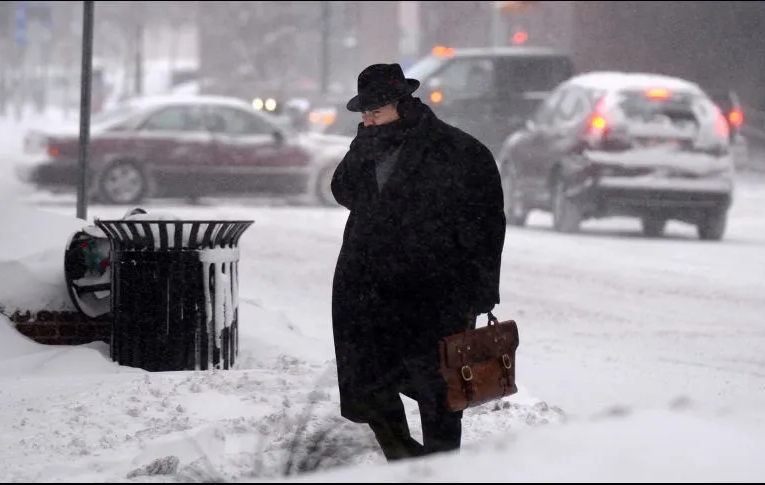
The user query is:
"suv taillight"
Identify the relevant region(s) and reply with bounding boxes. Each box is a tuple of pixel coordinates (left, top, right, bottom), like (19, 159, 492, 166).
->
(728, 109, 743, 128)
(581, 97, 609, 144)
(713, 105, 730, 140)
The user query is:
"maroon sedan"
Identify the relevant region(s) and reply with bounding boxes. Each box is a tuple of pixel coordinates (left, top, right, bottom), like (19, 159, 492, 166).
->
(16, 95, 321, 204)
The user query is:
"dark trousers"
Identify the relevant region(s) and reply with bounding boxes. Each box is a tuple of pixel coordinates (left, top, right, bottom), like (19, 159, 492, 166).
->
(367, 386, 463, 462)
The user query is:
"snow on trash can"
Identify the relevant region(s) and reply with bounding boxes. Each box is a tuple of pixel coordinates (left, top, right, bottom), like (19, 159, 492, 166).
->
(94, 216, 254, 372)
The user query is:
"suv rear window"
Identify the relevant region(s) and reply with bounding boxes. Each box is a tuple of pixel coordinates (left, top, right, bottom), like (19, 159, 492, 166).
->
(598, 89, 725, 150)
(617, 91, 700, 126)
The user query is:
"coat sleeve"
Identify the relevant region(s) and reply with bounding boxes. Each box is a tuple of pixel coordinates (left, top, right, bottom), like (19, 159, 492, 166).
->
(330, 149, 357, 210)
(456, 139, 507, 309)
(331, 124, 368, 210)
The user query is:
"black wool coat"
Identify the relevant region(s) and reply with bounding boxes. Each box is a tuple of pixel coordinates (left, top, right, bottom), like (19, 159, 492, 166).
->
(330, 102, 506, 423)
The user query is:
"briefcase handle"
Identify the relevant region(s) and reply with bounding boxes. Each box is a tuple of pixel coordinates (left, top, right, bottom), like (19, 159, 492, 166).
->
(464, 310, 500, 333)
(457, 310, 506, 373)
(460, 311, 503, 356)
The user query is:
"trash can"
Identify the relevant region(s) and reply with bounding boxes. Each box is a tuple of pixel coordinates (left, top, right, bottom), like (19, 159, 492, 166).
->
(94, 218, 254, 372)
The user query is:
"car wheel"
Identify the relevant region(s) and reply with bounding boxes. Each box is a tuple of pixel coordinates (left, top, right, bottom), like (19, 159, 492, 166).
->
(697, 209, 727, 241)
(315, 164, 339, 207)
(98, 161, 148, 205)
(552, 176, 582, 233)
(501, 160, 529, 227)
(641, 217, 667, 238)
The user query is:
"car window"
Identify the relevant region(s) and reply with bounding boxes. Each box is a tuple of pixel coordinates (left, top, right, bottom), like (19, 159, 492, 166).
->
(141, 106, 205, 132)
(404, 55, 445, 81)
(555, 87, 591, 125)
(497, 56, 574, 94)
(433, 58, 494, 100)
(532, 88, 564, 126)
(611, 91, 703, 126)
(91, 103, 137, 126)
(600, 90, 721, 147)
(206, 106, 275, 136)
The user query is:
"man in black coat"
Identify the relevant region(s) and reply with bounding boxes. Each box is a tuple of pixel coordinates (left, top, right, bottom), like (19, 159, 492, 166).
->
(330, 63, 506, 461)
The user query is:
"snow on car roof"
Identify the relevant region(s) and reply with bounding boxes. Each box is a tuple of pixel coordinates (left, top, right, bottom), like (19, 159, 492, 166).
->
(452, 46, 569, 58)
(568, 71, 705, 95)
(127, 94, 253, 111)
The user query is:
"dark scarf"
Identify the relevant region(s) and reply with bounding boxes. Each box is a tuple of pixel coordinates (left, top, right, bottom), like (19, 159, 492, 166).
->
(351, 97, 428, 157)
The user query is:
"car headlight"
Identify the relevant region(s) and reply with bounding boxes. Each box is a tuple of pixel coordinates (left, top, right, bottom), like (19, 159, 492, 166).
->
(253, 98, 278, 112)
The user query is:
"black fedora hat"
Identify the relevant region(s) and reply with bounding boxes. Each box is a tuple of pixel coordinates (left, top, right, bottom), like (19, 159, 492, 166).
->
(346, 63, 420, 112)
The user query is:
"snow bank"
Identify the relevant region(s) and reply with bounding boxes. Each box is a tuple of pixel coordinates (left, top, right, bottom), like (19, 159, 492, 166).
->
(0, 314, 137, 377)
(0, 313, 45, 358)
(300, 408, 765, 483)
(0, 202, 89, 313)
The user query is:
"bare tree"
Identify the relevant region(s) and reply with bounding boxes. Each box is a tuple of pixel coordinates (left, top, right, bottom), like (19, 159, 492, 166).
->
(197, 2, 325, 93)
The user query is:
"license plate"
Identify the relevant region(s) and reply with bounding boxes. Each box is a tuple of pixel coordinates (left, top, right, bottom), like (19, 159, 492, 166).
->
(640, 138, 681, 148)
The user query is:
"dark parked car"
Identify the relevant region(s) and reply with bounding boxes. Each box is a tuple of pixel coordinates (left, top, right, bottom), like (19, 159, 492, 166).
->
(16, 95, 341, 205)
(405, 45, 575, 156)
(498, 71, 735, 241)
(308, 46, 575, 155)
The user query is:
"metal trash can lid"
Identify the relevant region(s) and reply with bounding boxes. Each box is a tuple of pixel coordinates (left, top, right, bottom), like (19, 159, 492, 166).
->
(94, 219, 254, 251)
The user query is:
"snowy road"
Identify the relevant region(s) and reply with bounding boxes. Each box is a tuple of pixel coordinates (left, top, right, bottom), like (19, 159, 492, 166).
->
(31, 173, 765, 419)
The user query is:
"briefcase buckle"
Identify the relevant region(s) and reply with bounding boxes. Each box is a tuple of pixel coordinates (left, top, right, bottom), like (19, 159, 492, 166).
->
(460, 365, 473, 381)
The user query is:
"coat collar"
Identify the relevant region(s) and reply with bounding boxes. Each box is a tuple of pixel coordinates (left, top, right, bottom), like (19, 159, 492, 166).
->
(375, 107, 440, 203)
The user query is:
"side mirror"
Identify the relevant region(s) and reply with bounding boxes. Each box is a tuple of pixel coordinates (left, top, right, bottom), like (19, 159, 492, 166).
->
(273, 130, 285, 145)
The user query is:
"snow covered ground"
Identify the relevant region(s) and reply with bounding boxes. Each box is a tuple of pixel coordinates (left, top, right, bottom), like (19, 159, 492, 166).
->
(2, 113, 765, 482)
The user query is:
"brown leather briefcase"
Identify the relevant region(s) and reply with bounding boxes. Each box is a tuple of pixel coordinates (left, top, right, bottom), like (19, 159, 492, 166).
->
(439, 311, 519, 412)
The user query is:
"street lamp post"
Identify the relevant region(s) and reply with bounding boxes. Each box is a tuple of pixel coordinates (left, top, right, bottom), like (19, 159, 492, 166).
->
(76, 0, 94, 220)
(320, 1, 330, 95)
(134, 5, 144, 96)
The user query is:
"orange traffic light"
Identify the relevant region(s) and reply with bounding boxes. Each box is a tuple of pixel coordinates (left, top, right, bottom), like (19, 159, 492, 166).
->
(431, 45, 455, 57)
(512, 31, 529, 44)
(497, 1, 540, 13)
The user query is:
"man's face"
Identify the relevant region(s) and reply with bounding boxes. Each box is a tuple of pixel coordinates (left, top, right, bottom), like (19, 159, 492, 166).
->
(361, 103, 399, 127)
